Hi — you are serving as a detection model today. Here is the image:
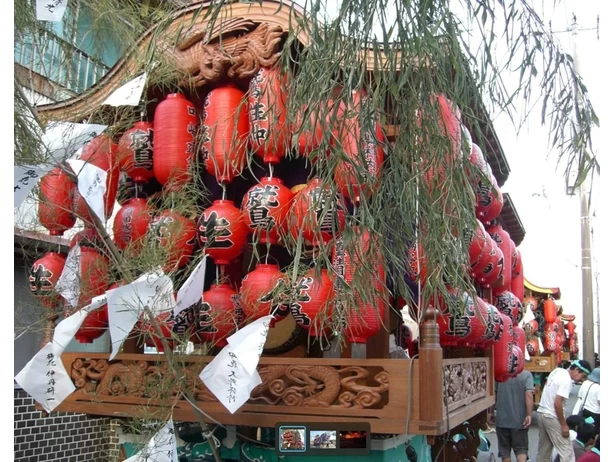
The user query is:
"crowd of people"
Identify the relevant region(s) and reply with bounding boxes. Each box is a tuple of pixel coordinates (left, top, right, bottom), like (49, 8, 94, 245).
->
(494, 359, 600, 461)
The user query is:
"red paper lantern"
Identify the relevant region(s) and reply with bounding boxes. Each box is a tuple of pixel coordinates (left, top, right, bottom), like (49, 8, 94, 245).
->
(118, 121, 154, 184)
(332, 229, 386, 344)
(78, 247, 110, 308)
(292, 102, 325, 156)
(202, 85, 250, 183)
(289, 178, 345, 246)
(334, 90, 385, 203)
(493, 291, 520, 325)
(475, 173, 503, 223)
(73, 134, 120, 224)
(527, 337, 539, 356)
(468, 220, 489, 267)
(74, 302, 108, 344)
(494, 314, 515, 382)
(435, 290, 488, 347)
(513, 325, 526, 359)
(149, 210, 196, 271)
(524, 319, 539, 336)
(510, 345, 525, 377)
(510, 246, 524, 302)
(543, 298, 557, 323)
(487, 224, 512, 293)
(544, 322, 558, 352)
(476, 300, 504, 349)
(197, 200, 248, 265)
(69, 228, 101, 249)
(28, 252, 67, 308)
(112, 198, 152, 251)
(153, 93, 198, 190)
(38, 167, 76, 236)
(140, 311, 175, 352)
(241, 177, 293, 245)
(239, 263, 287, 321)
(290, 268, 335, 336)
(407, 240, 428, 285)
(248, 66, 289, 164)
(476, 239, 504, 287)
(524, 296, 538, 312)
(469, 143, 491, 177)
(470, 234, 496, 278)
(570, 333, 579, 355)
(567, 321, 576, 337)
(197, 283, 240, 346)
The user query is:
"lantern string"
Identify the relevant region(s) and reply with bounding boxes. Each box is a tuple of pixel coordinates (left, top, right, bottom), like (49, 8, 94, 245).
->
(221, 183, 227, 201)
(268, 163, 273, 179)
(215, 264, 219, 285)
(265, 240, 271, 264)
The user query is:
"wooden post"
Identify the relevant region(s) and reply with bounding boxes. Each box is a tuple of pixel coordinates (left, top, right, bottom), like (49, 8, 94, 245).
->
(419, 306, 443, 423)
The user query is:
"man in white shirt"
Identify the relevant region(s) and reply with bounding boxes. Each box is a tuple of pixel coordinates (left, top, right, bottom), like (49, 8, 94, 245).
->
(536, 359, 591, 462)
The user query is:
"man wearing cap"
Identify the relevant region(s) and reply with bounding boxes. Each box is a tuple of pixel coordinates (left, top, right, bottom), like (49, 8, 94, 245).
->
(536, 359, 592, 462)
(573, 368, 600, 434)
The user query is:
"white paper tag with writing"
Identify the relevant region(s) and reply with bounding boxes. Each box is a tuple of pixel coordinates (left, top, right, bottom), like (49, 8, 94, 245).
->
(52, 294, 107, 355)
(174, 255, 207, 316)
(225, 315, 273, 376)
(55, 245, 81, 308)
(123, 419, 178, 462)
(14, 165, 52, 208)
(43, 122, 107, 163)
(36, 0, 67, 22)
(521, 306, 536, 326)
(67, 159, 108, 225)
(200, 345, 262, 414)
(103, 73, 148, 107)
(14, 342, 75, 413)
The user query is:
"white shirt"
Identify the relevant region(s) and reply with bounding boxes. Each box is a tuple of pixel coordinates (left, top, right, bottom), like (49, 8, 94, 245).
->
(572, 380, 600, 414)
(538, 368, 573, 418)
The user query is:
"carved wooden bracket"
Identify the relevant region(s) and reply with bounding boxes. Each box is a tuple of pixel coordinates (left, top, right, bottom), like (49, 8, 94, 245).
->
(442, 359, 488, 413)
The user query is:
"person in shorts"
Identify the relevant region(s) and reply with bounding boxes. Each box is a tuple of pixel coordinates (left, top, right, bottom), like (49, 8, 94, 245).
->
(495, 370, 534, 461)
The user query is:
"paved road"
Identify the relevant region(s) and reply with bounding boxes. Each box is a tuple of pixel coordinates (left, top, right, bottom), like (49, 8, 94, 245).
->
(483, 383, 581, 460)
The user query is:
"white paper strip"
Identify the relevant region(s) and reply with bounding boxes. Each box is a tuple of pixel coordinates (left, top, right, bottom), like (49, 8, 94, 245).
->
(43, 122, 107, 163)
(538, 337, 545, 354)
(55, 246, 81, 308)
(226, 315, 273, 376)
(103, 73, 148, 107)
(68, 159, 108, 225)
(174, 256, 207, 316)
(36, 0, 67, 22)
(123, 419, 178, 462)
(52, 294, 107, 356)
(14, 164, 53, 208)
(107, 271, 175, 360)
(521, 306, 536, 326)
(525, 344, 531, 361)
(14, 342, 75, 412)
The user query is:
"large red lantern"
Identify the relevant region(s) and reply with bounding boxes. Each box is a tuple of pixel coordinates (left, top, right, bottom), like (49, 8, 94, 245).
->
(241, 177, 293, 245)
(524, 319, 539, 336)
(69, 228, 101, 249)
(332, 229, 386, 344)
(118, 121, 154, 184)
(544, 322, 558, 352)
(139, 311, 175, 352)
(197, 283, 240, 346)
(435, 290, 488, 347)
(292, 102, 325, 156)
(543, 298, 557, 323)
(28, 252, 67, 308)
(510, 246, 524, 301)
(487, 224, 512, 293)
(38, 167, 76, 236)
(468, 220, 489, 267)
(475, 173, 503, 223)
(524, 296, 538, 312)
(476, 239, 504, 287)
(494, 314, 515, 382)
(289, 178, 345, 246)
(475, 299, 503, 349)
(469, 143, 491, 177)
(112, 198, 152, 251)
(78, 247, 110, 308)
(493, 291, 520, 325)
(73, 134, 120, 224)
(290, 269, 335, 336)
(334, 90, 385, 203)
(197, 200, 248, 265)
(149, 210, 196, 271)
(202, 85, 250, 183)
(153, 93, 198, 190)
(527, 337, 539, 356)
(240, 263, 286, 321)
(470, 234, 496, 278)
(248, 66, 289, 164)
(74, 303, 108, 344)
(513, 326, 526, 359)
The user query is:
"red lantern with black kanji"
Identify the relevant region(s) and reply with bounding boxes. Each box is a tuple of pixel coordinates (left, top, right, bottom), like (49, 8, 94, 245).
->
(470, 234, 495, 278)
(543, 322, 558, 352)
(475, 173, 503, 223)
(73, 134, 120, 224)
(202, 85, 250, 183)
(149, 210, 196, 271)
(241, 177, 293, 245)
(78, 247, 110, 308)
(112, 198, 152, 251)
(527, 337, 539, 356)
(524, 296, 538, 312)
(197, 200, 248, 265)
(290, 268, 335, 336)
(511, 344, 525, 377)
(292, 102, 325, 156)
(38, 167, 76, 236)
(289, 178, 345, 246)
(334, 90, 385, 203)
(153, 93, 197, 190)
(487, 224, 512, 293)
(468, 220, 489, 267)
(240, 263, 286, 321)
(511, 246, 524, 302)
(494, 314, 515, 382)
(477, 302, 504, 349)
(407, 239, 428, 285)
(524, 319, 539, 336)
(118, 121, 154, 184)
(543, 298, 557, 323)
(28, 252, 67, 308)
(332, 228, 386, 344)
(248, 66, 289, 164)
(435, 290, 487, 347)
(197, 283, 240, 346)
(476, 239, 504, 287)
(470, 143, 491, 177)
(493, 290, 520, 325)
(513, 325, 526, 359)
(139, 311, 175, 352)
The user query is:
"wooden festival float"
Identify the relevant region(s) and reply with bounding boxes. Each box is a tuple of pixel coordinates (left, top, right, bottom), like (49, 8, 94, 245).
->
(26, 1, 528, 460)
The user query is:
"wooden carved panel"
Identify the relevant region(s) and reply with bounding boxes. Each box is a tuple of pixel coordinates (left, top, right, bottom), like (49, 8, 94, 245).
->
(70, 358, 389, 410)
(442, 359, 488, 413)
